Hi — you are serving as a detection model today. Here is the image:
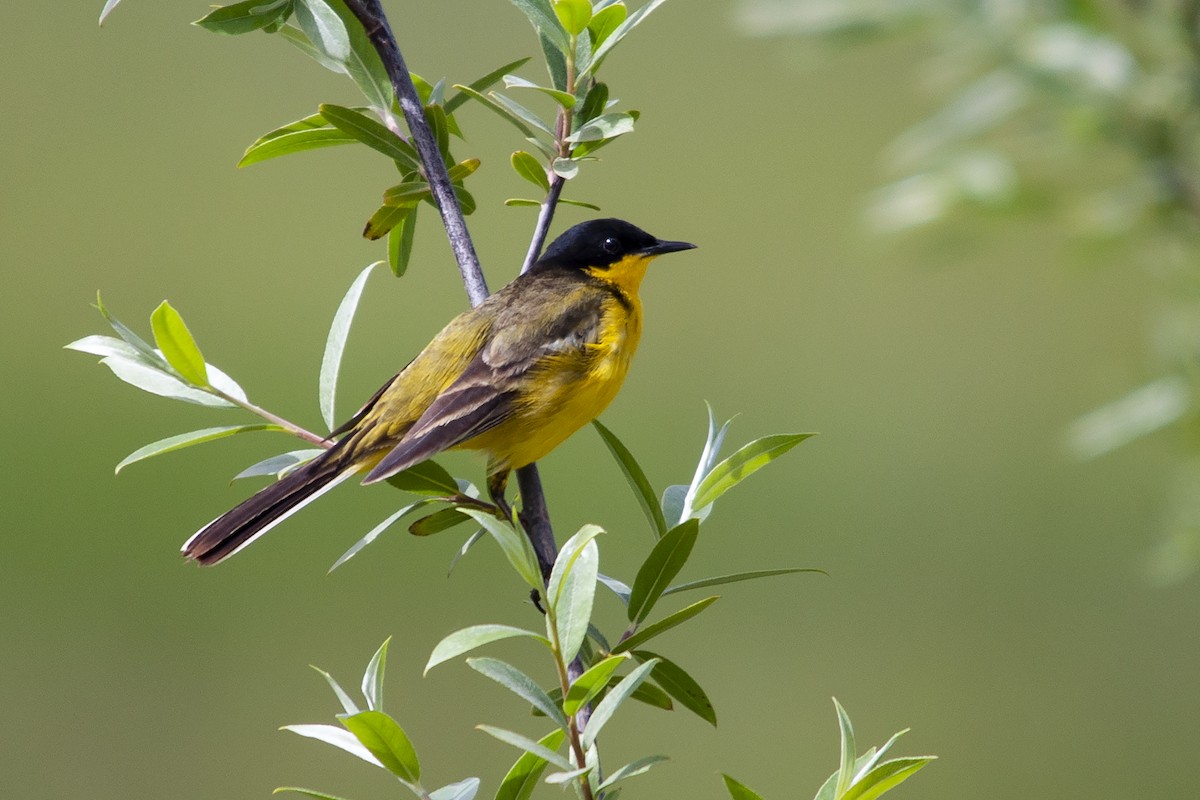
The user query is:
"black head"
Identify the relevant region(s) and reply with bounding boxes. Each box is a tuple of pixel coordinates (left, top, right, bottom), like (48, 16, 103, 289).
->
(534, 218, 696, 272)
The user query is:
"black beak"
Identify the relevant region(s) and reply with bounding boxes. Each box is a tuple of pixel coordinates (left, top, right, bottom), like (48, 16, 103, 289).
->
(642, 239, 697, 256)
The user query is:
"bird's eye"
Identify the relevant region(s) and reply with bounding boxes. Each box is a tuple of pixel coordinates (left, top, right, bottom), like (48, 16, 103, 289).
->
(601, 236, 620, 254)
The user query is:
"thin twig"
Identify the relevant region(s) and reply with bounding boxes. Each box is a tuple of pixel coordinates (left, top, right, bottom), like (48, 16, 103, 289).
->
(211, 389, 331, 448)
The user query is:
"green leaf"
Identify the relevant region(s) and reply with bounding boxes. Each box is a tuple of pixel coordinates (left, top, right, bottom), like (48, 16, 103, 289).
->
(834, 698, 856, 798)
(282, 724, 383, 768)
(279, 3, 391, 111)
(310, 665, 359, 715)
(115, 424, 284, 474)
(722, 775, 766, 800)
(424, 103, 450, 161)
(505, 198, 542, 208)
(502, 74, 577, 108)
(329, 499, 437, 572)
(454, 186, 477, 216)
(64, 334, 142, 362)
(240, 126, 355, 167)
(98, 0, 123, 26)
(491, 92, 556, 136)
(428, 778, 480, 800)
(274, 786, 356, 800)
(540, 31, 569, 91)
(451, 85, 537, 138)
(551, 157, 579, 179)
(511, 151, 551, 192)
(559, 198, 602, 211)
(565, 112, 635, 143)
(468, 657, 568, 730)
(597, 755, 668, 791)
(576, 81, 609, 124)
(94, 294, 162, 363)
(612, 595, 720, 653)
(632, 650, 715, 726)
(294, 0, 349, 62)
(582, 0, 671, 77)
(552, 0, 592, 35)
(409, 507, 471, 536)
(841, 758, 935, 800)
(97, 355, 232, 407)
(235, 449, 323, 481)
(194, 0, 292, 34)
(477, 725, 573, 771)
(319, 262, 378, 431)
(447, 158, 481, 181)
(509, 0, 571, 54)
(495, 729, 568, 800)
(543, 764, 592, 785)
(446, 57, 532, 113)
(362, 637, 390, 712)
(592, 420, 667, 538)
(447, 529, 486, 576)
(587, 3, 627, 48)
(364, 201, 414, 241)
(663, 567, 826, 596)
(630, 679, 673, 711)
(384, 459, 459, 496)
(679, 403, 732, 520)
(339, 710, 420, 782)
(150, 301, 209, 386)
(425, 624, 550, 674)
(318, 104, 420, 170)
(627, 519, 698, 623)
(387, 204, 417, 276)
(596, 572, 631, 605)
(563, 654, 628, 716)
(383, 182, 433, 205)
(580, 658, 658, 748)
(691, 433, 815, 512)
(547, 526, 602, 662)
(462, 509, 543, 591)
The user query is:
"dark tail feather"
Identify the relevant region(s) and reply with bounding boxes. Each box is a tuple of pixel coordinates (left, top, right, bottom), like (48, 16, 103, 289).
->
(182, 449, 354, 566)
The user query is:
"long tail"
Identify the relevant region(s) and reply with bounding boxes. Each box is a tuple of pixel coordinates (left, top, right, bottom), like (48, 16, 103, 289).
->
(182, 447, 356, 566)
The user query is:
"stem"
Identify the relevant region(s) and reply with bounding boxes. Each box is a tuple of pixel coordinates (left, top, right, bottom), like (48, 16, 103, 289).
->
(211, 389, 331, 448)
(546, 609, 598, 800)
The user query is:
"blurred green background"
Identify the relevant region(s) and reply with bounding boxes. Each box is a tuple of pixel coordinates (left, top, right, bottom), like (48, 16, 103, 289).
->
(2, 2, 1196, 798)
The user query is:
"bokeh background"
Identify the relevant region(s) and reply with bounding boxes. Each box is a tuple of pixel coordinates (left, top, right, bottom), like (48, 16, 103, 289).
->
(3, 2, 1197, 798)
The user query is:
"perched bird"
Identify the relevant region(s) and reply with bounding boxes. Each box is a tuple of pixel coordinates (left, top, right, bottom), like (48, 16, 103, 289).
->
(182, 218, 696, 565)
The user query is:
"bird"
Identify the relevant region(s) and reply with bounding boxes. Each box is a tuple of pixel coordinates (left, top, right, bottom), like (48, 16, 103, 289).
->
(182, 218, 696, 565)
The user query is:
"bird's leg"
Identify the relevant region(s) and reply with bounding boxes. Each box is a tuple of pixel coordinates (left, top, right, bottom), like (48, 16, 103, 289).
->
(486, 469, 514, 523)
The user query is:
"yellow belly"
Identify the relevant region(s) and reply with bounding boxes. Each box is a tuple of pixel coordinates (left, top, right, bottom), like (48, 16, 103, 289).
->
(466, 296, 641, 469)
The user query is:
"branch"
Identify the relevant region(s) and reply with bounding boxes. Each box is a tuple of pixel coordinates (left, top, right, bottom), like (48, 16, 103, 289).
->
(341, 0, 563, 580)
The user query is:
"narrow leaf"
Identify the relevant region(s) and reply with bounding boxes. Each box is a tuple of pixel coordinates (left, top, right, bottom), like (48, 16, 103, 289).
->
(841, 757, 936, 800)
(630, 679, 673, 711)
(383, 182, 433, 205)
(365, 202, 414, 241)
(339, 710, 420, 782)
(447, 528, 486, 576)
(597, 755, 668, 790)
(592, 420, 667, 537)
(587, 3, 627, 47)
(450, 85, 537, 138)
(502, 74, 577, 107)
(691, 433, 815, 511)
(547, 527, 603, 662)
(194, 0, 291, 34)
(240, 127, 356, 167)
(663, 567, 826, 596)
(274, 788, 355, 800)
(509, 0, 570, 54)
(511, 151, 551, 192)
(99, 355, 230, 407)
(596, 572, 631, 605)
(362, 637, 390, 712)
(409, 508, 471, 536)
(151, 301, 209, 386)
(294, 0, 350, 62)
(505, 198, 542, 208)
(461, 509, 543, 591)
(722, 775, 766, 800)
(491, 92, 556, 136)
(681, 403, 732, 520)
(330, 500, 436, 572)
(835, 698, 856, 798)
(612, 595, 720, 653)
(235, 449, 323, 481)
(476, 725, 573, 771)
(627, 519, 698, 623)
(632, 650, 715, 726)
(563, 654, 628, 716)
(384, 459, 459, 496)
(583, 0, 671, 76)
(282, 724, 383, 768)
(319, 104, 420, 170)
(446, 57, 532, 112)
(310, 665, 359, 715)
(559, 198, 602, 211)
(64, 334, 142, 361)
(495, 729, 567, 800)
(319, 262, 378, 431)
(426, 624, 550, 673)
(468, 657, 568, 730)
(116, 424, 283, 474)
(387, 203, 417, 276)
(564, 112, 635, 143)
(428, 778, 481, 800)
(580, 658, 659, 749)
(98, 0, 123, 26)
(543, 765, 591, 784)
